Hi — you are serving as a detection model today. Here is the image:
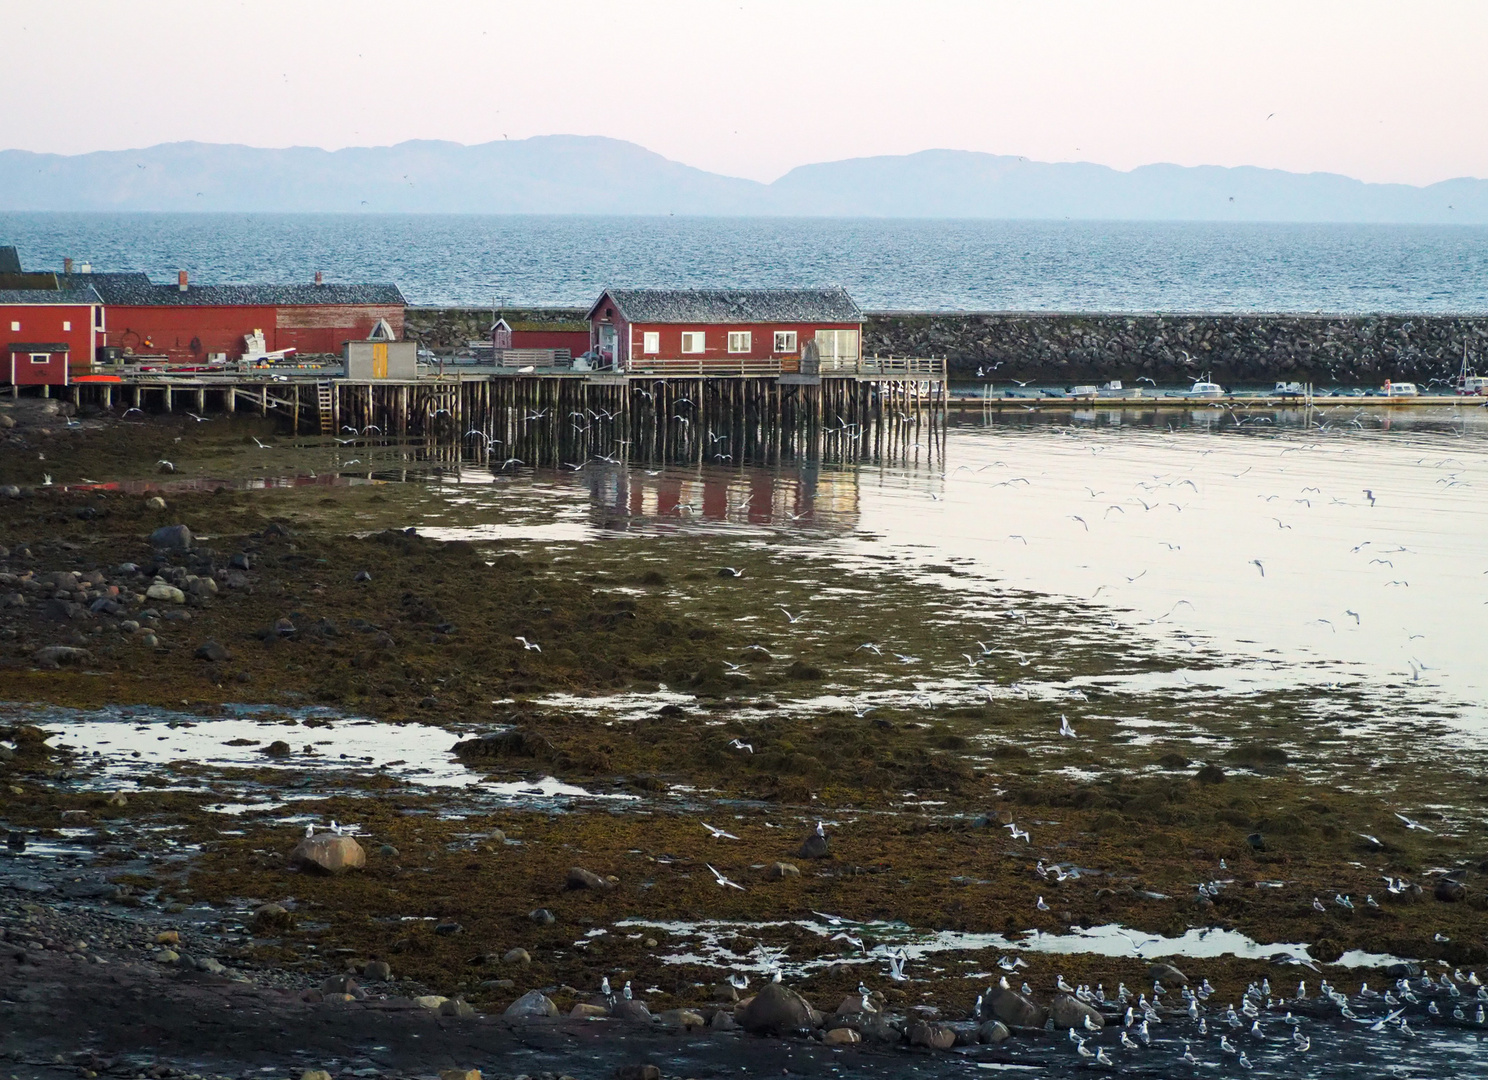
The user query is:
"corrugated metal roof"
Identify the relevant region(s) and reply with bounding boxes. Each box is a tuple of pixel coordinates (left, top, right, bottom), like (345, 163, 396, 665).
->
(0, 287, 102, 305)
(57, 273, 405, 308)
(592, 288, 861, 324)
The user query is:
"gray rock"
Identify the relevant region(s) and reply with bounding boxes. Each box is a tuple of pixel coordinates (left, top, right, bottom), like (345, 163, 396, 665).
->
(363, 960, 391, 981)
(145, 582, 185, 604)
(980, 986, 1047, 1029)
(1147, 962, 1189, 985)
(321, 974, 360, 995)
(149, 524, 193, 550)
(798, 830, 830, 859)
(502, 947, 531, 966)
(735, 982, 815, 1035)
(1049, 993, 1103, 1031)
(504, 990, 559, 1018)
(194, 640, 230, 662)
(978, 1020, 1012, 1043)
(438, 998, 476, 1018)
(1434, 878, 1467, 903)
(907, 1020, 956, 1049)
(197, 957, 227, 975)
(33, 645, 90, 669)
(565, 866, 612, 891)
(766, 861, 800, 879)
(710, 1009, 738, 1030)
(528, 907, 556, 925)
(611, 999, 653, 1023)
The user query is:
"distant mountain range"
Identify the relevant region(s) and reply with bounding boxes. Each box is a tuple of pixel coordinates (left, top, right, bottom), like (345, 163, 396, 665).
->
(2, 136, 1485, 222)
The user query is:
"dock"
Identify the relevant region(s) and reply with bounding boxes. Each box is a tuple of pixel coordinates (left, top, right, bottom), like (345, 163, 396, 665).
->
(50, 357, 952, 467)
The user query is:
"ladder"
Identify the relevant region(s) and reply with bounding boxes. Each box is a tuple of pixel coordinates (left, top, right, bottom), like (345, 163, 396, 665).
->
(316, 381, 335, 435)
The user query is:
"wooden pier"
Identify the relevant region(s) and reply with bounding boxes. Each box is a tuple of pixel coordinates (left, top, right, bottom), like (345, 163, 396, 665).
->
(52, 360, 952, 468)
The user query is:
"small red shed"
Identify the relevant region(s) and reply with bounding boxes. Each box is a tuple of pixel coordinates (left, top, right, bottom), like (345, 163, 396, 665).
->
(7, 343, 71, 387)
(491, 318, 591, 356)
(0, 285, 105, 386)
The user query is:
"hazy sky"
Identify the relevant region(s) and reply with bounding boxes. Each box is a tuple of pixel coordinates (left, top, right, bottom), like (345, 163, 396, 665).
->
(4, 0, 1484, 186)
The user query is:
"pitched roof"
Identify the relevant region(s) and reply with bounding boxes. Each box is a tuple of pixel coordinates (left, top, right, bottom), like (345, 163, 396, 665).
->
(0, 247, 21, 274)
(57, 273, 405, 307)
(0, 287, 103, 305)
(591, 288, 861, 324)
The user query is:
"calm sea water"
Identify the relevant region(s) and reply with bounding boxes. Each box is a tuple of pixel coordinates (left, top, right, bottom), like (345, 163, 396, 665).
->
(3, 212, 1487, 312)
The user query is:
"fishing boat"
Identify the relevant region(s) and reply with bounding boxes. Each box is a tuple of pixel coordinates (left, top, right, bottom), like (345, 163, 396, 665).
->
(1187, 375, 1225, 398)
(1382, 380, 1418, 397)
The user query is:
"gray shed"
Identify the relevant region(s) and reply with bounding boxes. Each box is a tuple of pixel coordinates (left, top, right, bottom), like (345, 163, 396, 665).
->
(344, 339, 417, 380)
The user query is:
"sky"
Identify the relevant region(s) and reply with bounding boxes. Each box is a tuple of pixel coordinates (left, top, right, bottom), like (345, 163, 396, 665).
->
(3, 0, 1485, 187)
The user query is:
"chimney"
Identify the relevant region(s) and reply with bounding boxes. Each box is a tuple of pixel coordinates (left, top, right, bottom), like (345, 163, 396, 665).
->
(80, 262, 91, 274)
(63, 257, 73, 274)
(314, 270, 324, 286)
(178, 270, 188, 292)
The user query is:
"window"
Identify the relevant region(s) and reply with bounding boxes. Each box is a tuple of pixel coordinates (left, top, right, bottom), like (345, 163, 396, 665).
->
(62, 321, 72, 332)
(774, 330, 797, 353)
(681, 331, 705, 354)
(8, 322, 17, 332)
(642, 331, 660, 354)
(29, 353, 50, 365)
(814, 328, 860, 362)
(727, 331, 751, 354)
(94, 307, 104, 329)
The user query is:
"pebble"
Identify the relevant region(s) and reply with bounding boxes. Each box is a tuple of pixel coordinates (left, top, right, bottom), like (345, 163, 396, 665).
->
(503, 947, 531, 966)
(528, 907, 556, 925)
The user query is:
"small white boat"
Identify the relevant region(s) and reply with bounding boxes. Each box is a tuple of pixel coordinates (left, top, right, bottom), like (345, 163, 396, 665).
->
(1070, 384, 1100, 397)
(1187, 376, 1225, 398)
(1383, 381, 1418, 397)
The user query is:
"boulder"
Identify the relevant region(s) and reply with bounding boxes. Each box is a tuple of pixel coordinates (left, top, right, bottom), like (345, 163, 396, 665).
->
(657, 1008, 705, 1028)
(823, 1027, 861, 1045)
(1049, 993, 1103, 1031)
(978, 1020, 1012, 1043)
(33, 645, 90, 669)
(439, 998, 476, 1018)
(252, 903, 293, 931)
(611, 999, 653, 1022)
(570, 1002, 609, 1018)
(320, 974, 359, 996)
(907, 1021, 956, 1049)
(413, 995, 449, 1010)
(566, 866, 613, 891)
(735, 982, 815, 1035)
(149, 524, 193, 550)
(146, 582, 186, 604)
(363, 960, 391, 981)
(766, 861, 801, 880)
(503, 947, 532, 966)
(504, 990, 558, 1018)
(1434, 878, 1467, 903)
(290, 834, 366, 874)
(981, 986, 1047, 1029)
(194, 640, 230, 662)
(1147, 962, 1189, 985)
(798, 830, 830, 859)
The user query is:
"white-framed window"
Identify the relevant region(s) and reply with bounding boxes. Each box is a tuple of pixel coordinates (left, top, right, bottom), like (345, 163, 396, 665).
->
(815, 328, 860, 361)
(681, 331, 706, 354)
(29, 353, 50, 365)
(774, 330, 797, 353)
(9, 321, 18, 332)
(642, 331, 660, 354)
(62, 320, 72, 332)
(727, 331, 751, 354)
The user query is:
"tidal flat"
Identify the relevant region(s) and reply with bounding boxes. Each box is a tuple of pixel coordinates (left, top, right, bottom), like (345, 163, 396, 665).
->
(1, 398, 1486, 1079)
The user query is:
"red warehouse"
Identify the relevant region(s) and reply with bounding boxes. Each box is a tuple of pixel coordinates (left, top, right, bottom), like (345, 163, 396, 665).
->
(586, 288, 863, 374)
(0, 286, 106, 389)
(56, 270, 405, 363)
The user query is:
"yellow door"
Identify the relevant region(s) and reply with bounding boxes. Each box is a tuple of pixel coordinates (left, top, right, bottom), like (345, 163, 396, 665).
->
(371, 342, 388, 379)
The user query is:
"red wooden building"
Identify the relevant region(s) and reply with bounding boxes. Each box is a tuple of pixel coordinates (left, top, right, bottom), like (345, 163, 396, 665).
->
(0, 285, 105, 388)
(491, 317, 591, 355)
(59, 270, 406, 363)
(586, 288, 863, 373)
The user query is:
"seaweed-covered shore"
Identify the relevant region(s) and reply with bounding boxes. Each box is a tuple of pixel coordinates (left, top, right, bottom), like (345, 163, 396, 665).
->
(1, 399, 1486, 1078)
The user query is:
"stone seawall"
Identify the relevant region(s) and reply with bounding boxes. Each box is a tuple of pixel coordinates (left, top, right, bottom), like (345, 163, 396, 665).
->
(407, 307, 1488, 386)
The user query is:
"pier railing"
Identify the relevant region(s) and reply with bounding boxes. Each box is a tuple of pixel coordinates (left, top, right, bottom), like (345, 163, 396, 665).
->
(623, 355, 946, 378)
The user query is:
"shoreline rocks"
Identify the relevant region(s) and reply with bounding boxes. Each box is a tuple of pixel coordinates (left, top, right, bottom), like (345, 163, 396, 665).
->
(289, 834, 366, 874)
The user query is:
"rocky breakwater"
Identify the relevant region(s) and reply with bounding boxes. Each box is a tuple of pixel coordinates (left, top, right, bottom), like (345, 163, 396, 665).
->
(866, 312, 1488, 387)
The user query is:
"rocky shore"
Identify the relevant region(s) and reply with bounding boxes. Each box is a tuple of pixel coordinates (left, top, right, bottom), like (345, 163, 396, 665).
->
(2, 402, 1486, 1078)
(405, 307, 1488, 387)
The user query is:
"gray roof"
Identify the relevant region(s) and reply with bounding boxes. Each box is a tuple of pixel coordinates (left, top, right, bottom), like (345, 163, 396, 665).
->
(6, 342, 70, 352)
(0, 287, 103, 305)
(57, 273, 405, 308)
(592, 288, 861, 324)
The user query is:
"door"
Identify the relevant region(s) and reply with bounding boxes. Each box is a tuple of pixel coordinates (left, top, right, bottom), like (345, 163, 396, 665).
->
(599, 325, 617, 368)
(371, 342, 389, 379)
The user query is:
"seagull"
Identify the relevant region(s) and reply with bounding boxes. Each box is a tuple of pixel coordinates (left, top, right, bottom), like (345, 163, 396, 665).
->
(886, 950, 908, 981)
(1058, 714, 1077, 738)
(304, 824, 315, 838)
(1362, 489, 1376, 506)
(251, 436, 272, 449)
(1394, 812, 1431, 832)
(514, 636, 541, 651)
(1036, 896, 1050, 911)
(1250, 559, 1265, 577)
(702, 823, 740, 840)
(1069, 515, 1089, 531)
(705, 863, 745, 891)
(185, 411, 209, 422)
(601, 976, 611, 996)
(157, 460, 174, 472)
(777, 607, 805, 624)
(718, 567, 745, 578)
(727, 739, 753, 753)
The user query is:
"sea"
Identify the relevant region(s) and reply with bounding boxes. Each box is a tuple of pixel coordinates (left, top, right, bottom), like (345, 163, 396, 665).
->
(2, 212, 1488, 312)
